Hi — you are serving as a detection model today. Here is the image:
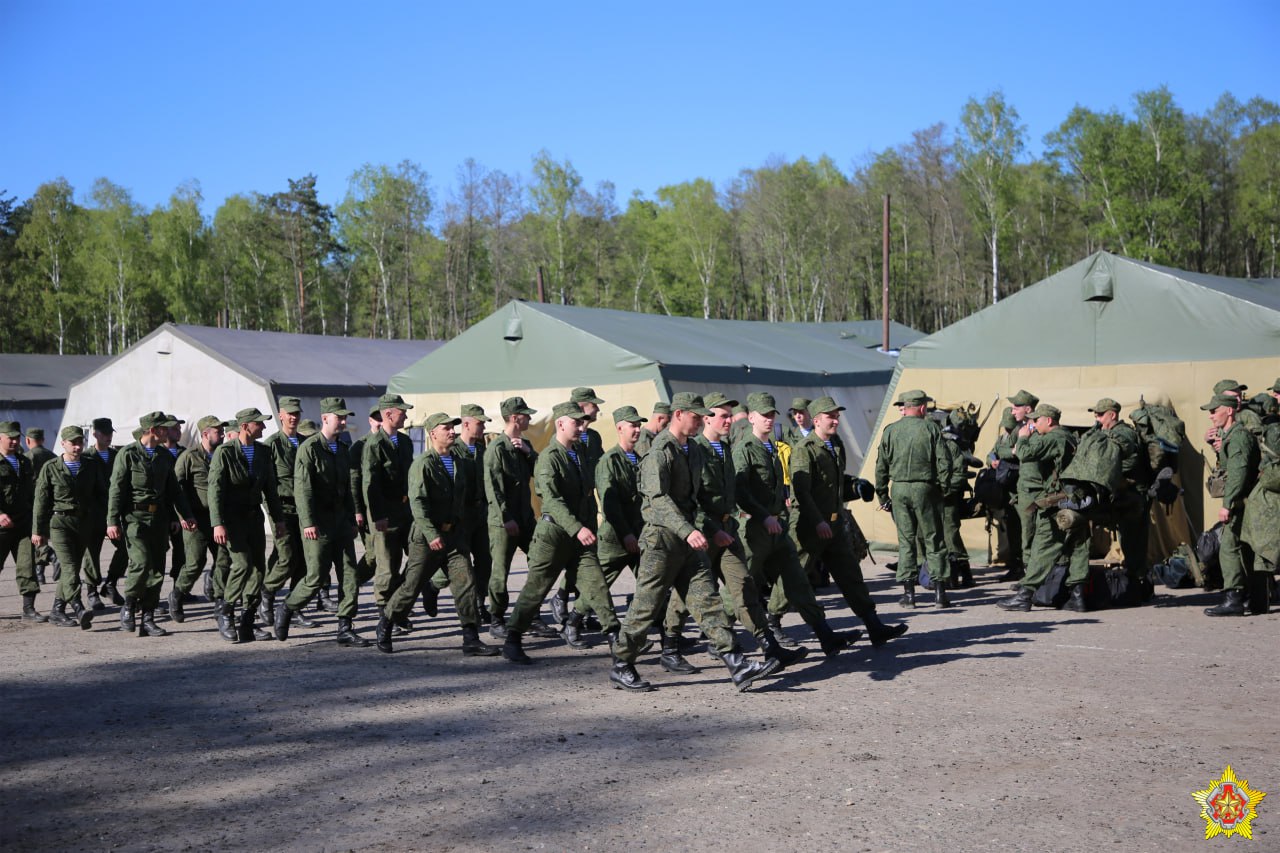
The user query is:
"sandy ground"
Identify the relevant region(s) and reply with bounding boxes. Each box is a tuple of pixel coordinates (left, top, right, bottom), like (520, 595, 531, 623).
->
(1, 543, 1277, 853)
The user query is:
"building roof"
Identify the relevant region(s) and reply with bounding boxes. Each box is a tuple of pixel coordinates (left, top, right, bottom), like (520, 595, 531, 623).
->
(0, 354, 111, 405)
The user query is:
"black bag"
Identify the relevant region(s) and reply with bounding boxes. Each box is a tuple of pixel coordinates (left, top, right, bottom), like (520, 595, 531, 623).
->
(1085, 565, 1117, 609)
(1032, 563, 1070, 607)
(1197, 523, 1223, 572)
(993, 460, 1020, 489)
(973, 467, 1005, 509)
(1151, 556, 1194, 589)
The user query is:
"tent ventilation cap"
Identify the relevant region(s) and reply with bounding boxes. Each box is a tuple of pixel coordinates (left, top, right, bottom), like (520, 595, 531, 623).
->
(1083, 254, 1114, 302)
(503, 318, 524, 342)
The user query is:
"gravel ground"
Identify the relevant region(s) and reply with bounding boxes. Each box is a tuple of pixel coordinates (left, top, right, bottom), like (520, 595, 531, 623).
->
(1, 546, 1277, 852)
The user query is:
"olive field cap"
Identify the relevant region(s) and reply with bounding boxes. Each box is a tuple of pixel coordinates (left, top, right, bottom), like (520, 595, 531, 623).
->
(163, 414, 186, 426)
(368, 405, 383, 420)
(138, 411, 169, 429)
(652, 402, 672, 416)
(423, 413, 462, 432)
(747, 392, 779, 415)
(702, 392, 739, 411)
(1212, 380, 1246, 395)
(1256, 394, 1278, 416)
(222, 419, 239, 430)
(670, 392, 713, 416)
(459, 403, 491, 422)
(999, 406, 1017, 431)
(92, 417, 114, 433)
(1201, 394, 1241, 411)
(321, 397, 355, 416)
(196, 415, 223, 431)
(376, 393, 413, 411)
(25, 427, 44, 440)
(789, 397, 811, 413)
(1028, 403, 1062, 420)
(808, 396, 846, 416)
(1008, 390, 1040, 407)
(613, 405, 644, 424)
(60, 425, 85, 442)
(0, 422, 20, 438)
(570, 387, 605, 405)
(1089, 398, 1122, 414)
(894, 390, 931, 407)
(132, 427, 145, 440)
(1271, 378, 1280, 393)
(552, 401, 587, 421)
(731, 403, 748, 415)
(500, 396, 537, 418)
(297, 420, 319, 437)
(277, 396, 303, 414)
(233, 407, 272, 425)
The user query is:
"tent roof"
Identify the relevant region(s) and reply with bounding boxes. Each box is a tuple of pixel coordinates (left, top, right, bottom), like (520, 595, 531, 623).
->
(390, 301, 907, 393)
(901, 252, 1280, 369)
(0, 354, 111, 405)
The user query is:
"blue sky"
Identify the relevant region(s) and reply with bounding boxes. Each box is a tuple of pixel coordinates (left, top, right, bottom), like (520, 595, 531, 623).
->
(3, 1, 1277, 215)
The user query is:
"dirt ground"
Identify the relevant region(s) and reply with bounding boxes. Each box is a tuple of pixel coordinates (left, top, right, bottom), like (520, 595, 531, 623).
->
(1, 543, 1277, 853)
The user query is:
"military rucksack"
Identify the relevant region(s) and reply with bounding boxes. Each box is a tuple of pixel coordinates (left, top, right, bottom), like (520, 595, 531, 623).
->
(1129, 398, 1186, 475)
(1060, 427, 1125, 497)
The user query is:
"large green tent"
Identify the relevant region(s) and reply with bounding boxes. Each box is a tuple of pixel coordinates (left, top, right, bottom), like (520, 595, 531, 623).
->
(854, 251, 1280, 561)
(388, 301, 912, 467)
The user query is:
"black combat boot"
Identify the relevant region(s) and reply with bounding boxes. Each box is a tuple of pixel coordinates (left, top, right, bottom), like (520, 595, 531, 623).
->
(609, 659, 652, 691)
(1247, 573, 1271, 616)
(21, 593, 47, 623)
(336, 617, 370, 647)
(461, 625, 499, 656)
(659, 632, 699, 674)
(954, 559, 974, 589)
(814, 622, 862, 658)
(140, 609, 169, 637)
(502, 632, 532, 664)
(36, 564, 47, 585)
(1062, 584, 1088, 612)
(489, 615, 508, 640)
(168, 585, 186, 623)
(765, 613, 799, 649)
(549, 588, 570, 625)
(102, 579, 125, 606)
(420, 584, 439, 617)
(526, 616, 559, 639)
(562, 612, 589, 649)
(863, 612, 908, 647)
(898, 583, 916, 608)
(48, 598, 76, 627)
(70, 597, 93, 630)
(274, 600, 293, 641)
(934, 578, 952, 608)
(87, 586, 105, 611)
(761, 630, 809, 671)
(317, 584, 339, 613)
(998, 563, 1025, 583)
(217, 602, 237, 642)
(118, 597, 137, 632)
(292, 597, 318, 628)
(582, 613, 602, 632)
(996, 586, 1034, 612)
(258, 589, 276, 626)
(1204, 588, 1246, 617)
(720, 648, 780, 692)
(237, 607, 257, 643)
(375, 611, 393, 653)
(393, 613, 413, 636)
(202, 570, 214, 602)
(477, 601, 493, 625)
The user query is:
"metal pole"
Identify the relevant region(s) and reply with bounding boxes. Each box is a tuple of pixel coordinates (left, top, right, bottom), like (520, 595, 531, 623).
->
(536, 266, 546, 303)
(882, 194, 891, 352)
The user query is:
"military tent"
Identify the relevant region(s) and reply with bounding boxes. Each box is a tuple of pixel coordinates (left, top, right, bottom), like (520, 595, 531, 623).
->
(387, 301, 909, 467)
(853, 251, 1280, 565)
(0, 353, 110, 439)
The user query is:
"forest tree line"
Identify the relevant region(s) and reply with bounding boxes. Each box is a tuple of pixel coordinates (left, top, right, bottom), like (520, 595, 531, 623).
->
(1, 87, 1278, 355)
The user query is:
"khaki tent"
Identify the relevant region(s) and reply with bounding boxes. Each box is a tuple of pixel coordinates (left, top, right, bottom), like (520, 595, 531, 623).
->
(853, 251, 1280, 564)
(387, 301, 916, 466)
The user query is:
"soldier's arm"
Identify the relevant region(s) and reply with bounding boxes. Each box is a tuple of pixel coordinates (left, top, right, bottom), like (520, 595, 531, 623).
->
(207, 449, 228, 529)
(598, 453, 635, 541)
(484, 444, 511, 522)
(294, 445, 318, 531)
(165, 461, 195, 524)
(536, 453, 583, 536)
(107, 451, 130, 528)
(362, 438, 389, 522)
(874, 431, 891, 501)
(790, 443, 821, 530)
(639, 447, 695, 539)
(32, 466, 52, 538)
(1223, 432, 1253, 511)
(262, 453, 284, 524)
(408, 458, 442, 541)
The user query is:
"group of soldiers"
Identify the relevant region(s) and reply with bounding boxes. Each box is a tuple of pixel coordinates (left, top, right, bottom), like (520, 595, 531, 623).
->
(3, 377, 1275, 691)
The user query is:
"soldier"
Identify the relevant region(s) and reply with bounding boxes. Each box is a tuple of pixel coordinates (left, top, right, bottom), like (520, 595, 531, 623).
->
(986, 407, 1022, 581)
(1202, 393, 1260, 617)
(209, 407, 284, 642)
(729, 403, 752, 445)
(362, 393, 415, 626)
(586, 406, 646, 617)
(82, 417, 123, 610)
(991, 390, 1040, 581)
(874, 390, 952, 608)
(608, 392, 780, 693)
(375, 412, 498, 657)
(485, 396, 553, 640)
(262, 396, 313, 629)
(1089, 398, 1152, 588)
(168, 415, 228, 623)
(938, 410, 980, 588)
(106, 412, 197, 636)
(734, 393, 868, 654)
(160, 415, 188, 583)
(784, 398, 813, 446)
(570, 387, 606, 489)
(345, 405, 382, 605)
(634, 402, 671, 457)
(501, 402, 621, 663)
(1, 422, 44, 621)
(996, 404, 1085, 612)
(24, 427, 58, 586)
(31, 425, 104, 629)
(274, 397, 370, 647)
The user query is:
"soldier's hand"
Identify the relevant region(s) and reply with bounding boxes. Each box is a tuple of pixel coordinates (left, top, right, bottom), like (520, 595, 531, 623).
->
(764, 515, 783, 535)
(355, 512, 365, 528)
(686, 530, 708, 551)
(1219, 507, 1230, 524)
(713, 530, 735, 548)
(30, 533, 44, 547)
(0, 512, 12, 529)
(213, 525, 228, 545)
(429, 536, 445, 551)
(304, 526, 319, 540)
(374, 518, 389, 532)
(815, 521, 833, 540)
(107, 525, 121, 541)
(181, 519, 196, 531)
(576, 528, 597, 547)
(1018, 422, 1032, 438)
(504, 520, 519, 536)
(623, 534, 639, 554)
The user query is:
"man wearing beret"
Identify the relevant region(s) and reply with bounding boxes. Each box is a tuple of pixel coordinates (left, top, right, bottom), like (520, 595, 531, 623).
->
(275, 398, 370, 647)
(32, 425, 105, 628)
(997, 403, 1086, 612)
(209, 407, 284, 642)
(484, 396, 544, 640)
(634, 402, 671, 458)
(875, 390, 953, 607)
(501, 402, 620, 663)
(82, 417, 124, 610)
(107, 412, 197, 636)
(363, 393, 416, 623)
(168, 415, 229, 623)
(1202, 393, 1260, 616)
(1089, 398, 1152, 589)
(991, 390, 1040, 581)
(262, 396, 314, 630)
(608, 392, 780, 692)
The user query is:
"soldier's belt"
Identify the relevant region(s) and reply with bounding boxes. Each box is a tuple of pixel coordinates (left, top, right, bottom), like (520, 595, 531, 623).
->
(141, 504, 159, 513)
(830, 512, 839, 522)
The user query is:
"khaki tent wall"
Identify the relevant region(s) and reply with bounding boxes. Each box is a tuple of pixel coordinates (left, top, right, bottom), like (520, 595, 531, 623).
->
(852, 357, 1279, 564)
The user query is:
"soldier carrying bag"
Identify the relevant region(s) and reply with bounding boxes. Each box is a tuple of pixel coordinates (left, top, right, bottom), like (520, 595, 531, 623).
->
(1206, 466, 1228, 499)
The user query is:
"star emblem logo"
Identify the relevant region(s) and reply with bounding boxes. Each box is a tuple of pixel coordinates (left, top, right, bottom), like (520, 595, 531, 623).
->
(1192, 765, 1266, 839)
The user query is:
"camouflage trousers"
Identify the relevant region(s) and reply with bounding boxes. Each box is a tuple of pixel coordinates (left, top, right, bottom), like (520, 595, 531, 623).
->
(889, 481, 947, 583)
(1021, 506, 1089, 590)
(287, 523, 361, 620)
(665, 535, 769, 643)
(48, 520, 89, 604)
(742, 519, 830, 629)
(507, 521, 617, 634)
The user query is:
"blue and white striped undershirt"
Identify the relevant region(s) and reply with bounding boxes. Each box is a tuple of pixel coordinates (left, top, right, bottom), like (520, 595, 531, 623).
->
(98, 450, 110, 463)
(288, 435, 299, 448)
(64, 459, 81, 476)
(5, 454, 20, 472)
(328, 441, 338, 455)
(708, 440, 724, 458)
(243, 444, 255, 465)
(441, 454, 455, 478)
(624, 450, 638, 466)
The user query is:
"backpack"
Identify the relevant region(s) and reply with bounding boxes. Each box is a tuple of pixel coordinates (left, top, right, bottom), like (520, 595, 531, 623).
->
(1151, 555, 1195, 589)
(1129, 398, 1186, 475)
(1060, 427, 1125, 497)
